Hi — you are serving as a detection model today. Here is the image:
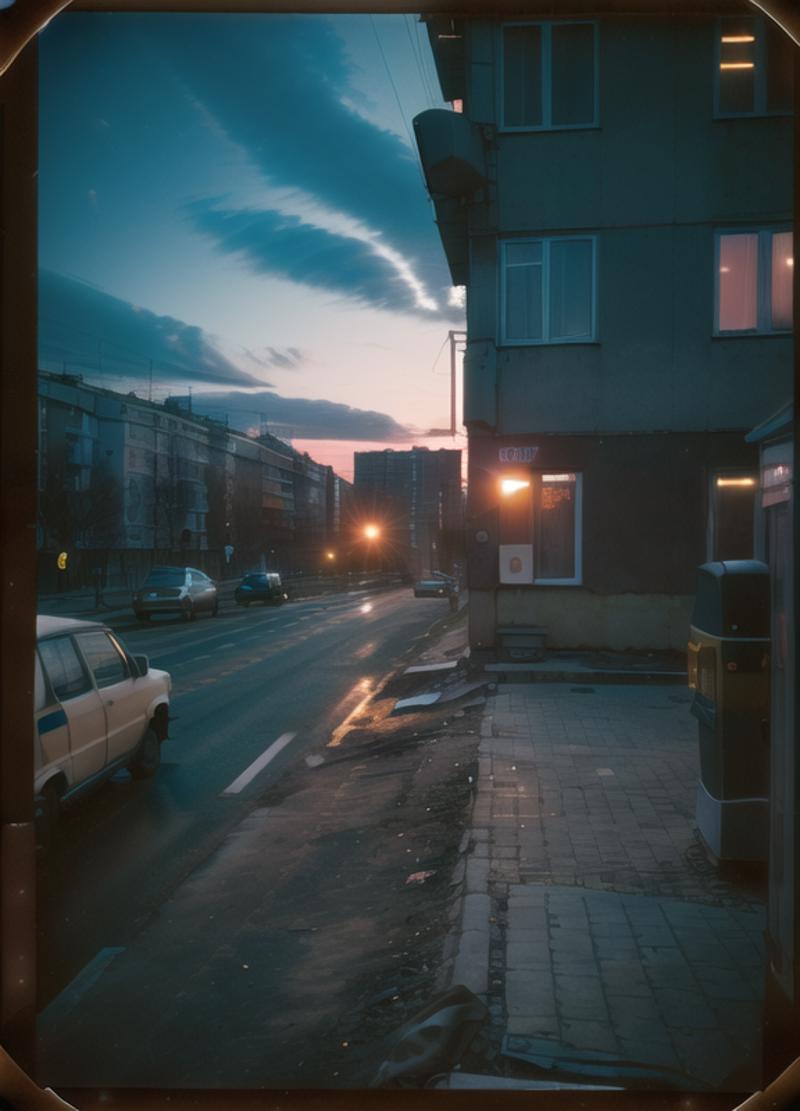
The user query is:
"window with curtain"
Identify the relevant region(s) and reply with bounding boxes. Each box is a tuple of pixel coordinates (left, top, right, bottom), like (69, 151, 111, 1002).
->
(502, 237, 595, 344)
(716, 228, 793, 335)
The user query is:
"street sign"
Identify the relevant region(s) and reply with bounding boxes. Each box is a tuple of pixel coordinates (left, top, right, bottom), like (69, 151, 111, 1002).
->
(498, 446, 538, 464)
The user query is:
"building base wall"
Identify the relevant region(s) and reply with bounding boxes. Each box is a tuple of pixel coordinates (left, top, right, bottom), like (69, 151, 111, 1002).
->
(495, 588, 694, 651)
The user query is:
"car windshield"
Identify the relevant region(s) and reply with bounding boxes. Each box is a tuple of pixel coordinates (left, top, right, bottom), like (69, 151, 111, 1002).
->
(143, 569, 185, 587)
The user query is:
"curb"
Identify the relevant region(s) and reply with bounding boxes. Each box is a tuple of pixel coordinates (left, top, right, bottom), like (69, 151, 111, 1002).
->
(437, 807, 492, 1003)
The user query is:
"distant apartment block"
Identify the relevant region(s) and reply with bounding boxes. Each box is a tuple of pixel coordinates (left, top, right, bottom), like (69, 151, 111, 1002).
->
(353, 446, 463, 575)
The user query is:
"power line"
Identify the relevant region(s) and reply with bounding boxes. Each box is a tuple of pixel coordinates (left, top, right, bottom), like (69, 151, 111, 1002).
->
(370, 14, 427, 192)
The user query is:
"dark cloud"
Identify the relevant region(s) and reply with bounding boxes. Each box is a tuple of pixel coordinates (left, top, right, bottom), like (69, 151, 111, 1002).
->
(242, 344, 304, 371)
(187, 202, 443, 317)
(39, 269, 265, 388)
(180, 389, 410, 442)
(151, 16, 457, 314)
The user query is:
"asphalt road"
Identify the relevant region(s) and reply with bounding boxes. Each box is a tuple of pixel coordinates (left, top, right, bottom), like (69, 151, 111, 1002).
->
(36, 585, 452, 1011)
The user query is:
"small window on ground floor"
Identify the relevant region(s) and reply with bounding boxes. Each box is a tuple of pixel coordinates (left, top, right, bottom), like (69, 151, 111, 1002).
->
(708, 472, 757, 561)
(499, 472, 582, 585)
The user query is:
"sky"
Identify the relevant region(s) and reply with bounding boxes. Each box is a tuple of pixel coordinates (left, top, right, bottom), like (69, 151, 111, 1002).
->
(38, 12, 467, 480)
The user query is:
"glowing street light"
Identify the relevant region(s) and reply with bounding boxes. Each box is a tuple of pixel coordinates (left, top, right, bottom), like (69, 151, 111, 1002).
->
(500, 477, 531, 497)
(363, 523, 381, 540)
(325, 550, 336, 561)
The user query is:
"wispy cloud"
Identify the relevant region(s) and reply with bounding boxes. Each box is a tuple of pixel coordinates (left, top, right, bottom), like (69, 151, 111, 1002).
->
(187, 201, 445, 317)
(38, 269, 265, 388)
(153, 16, 459, 317)
(179, 388, 411, 442)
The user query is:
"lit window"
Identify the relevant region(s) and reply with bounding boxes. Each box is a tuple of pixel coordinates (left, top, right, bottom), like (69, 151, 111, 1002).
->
(716, 16, 793, 117)
(498, 473, 582, 585)
(709, 473, 757, 561)
(502, 22, 597, 130)
(501, 237, 595, 344)
(716, 229, 792, 335)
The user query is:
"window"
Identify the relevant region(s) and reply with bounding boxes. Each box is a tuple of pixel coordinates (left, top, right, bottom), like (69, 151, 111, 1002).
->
(502, 21, 597, 130)
(716, 16, 793, 118)
(708, 473, 757, 561)
(501, 237, 596, 344)
(76, 631, 129, 688)
(715, 229, 793, 335)
(499, 473, 583, 585)
(38, 637, 92, 701)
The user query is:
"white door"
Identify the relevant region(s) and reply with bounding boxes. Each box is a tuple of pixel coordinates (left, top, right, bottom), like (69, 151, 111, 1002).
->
(75, 630, 147, 763)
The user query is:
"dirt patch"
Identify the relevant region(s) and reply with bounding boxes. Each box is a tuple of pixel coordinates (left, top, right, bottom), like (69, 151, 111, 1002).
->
(248, 697, 482, 1087)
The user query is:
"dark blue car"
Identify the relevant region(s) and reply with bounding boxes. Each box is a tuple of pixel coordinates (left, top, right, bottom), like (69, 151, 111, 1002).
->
(234, 572, 287, 606)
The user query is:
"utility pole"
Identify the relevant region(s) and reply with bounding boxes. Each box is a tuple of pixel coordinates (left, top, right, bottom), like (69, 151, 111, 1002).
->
(448, 329, 467, 437)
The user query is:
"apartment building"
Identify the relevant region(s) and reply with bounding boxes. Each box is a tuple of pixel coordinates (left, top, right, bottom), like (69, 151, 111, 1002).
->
(353, 446, 463, 576)
(414, 4, 793, 653)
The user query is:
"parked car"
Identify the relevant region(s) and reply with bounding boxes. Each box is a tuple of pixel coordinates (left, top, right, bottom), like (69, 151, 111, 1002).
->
(133, 565, 218, 621)
(234, 571, 287, 606)
(34, 615, 171, 847)
(413, 574, 457, 598)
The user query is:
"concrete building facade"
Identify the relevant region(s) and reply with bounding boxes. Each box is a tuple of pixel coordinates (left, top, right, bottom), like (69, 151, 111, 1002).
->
(416, 5, 793, 653)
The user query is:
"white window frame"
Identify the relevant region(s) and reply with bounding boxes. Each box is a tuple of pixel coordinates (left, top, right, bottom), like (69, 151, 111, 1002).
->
(714, 15, 793, 120)
(533, 472, 583, 586)
(714, 227, 793, 337)
(500, 236, 598, 346)
(499, 20, 600, 133)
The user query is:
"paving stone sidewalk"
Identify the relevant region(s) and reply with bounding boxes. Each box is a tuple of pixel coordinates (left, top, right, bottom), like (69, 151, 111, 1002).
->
(445, 681, 766, 1091)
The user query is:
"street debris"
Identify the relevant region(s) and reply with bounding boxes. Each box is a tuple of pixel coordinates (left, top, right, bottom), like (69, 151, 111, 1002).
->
(371, 984, 488, 1088)
(405, 870, 436, 885)
(304, 754, 325, 768)
(501, 1035, 706, 1090)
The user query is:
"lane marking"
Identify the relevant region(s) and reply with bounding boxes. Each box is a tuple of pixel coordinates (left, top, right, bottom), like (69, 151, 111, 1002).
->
(284, 621, 300, 628)
(39, 947, 125, 1025)
(218, 642, 236, 650)
(221, 732, 297, 795)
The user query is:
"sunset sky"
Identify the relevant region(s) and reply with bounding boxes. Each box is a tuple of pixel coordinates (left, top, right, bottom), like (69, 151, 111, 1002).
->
(38, 12, 467, 480)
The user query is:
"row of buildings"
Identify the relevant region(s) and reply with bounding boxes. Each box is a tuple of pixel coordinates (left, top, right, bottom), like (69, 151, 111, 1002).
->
(37, 371, 356, 590)
(37, 372, 466, 591)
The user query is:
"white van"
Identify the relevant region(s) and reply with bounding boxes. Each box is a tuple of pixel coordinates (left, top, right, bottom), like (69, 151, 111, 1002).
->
(35, 616, 171, 844)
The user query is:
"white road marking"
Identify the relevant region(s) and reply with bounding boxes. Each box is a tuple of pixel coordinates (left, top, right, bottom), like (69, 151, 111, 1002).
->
(221, 732, 297, 795)
(284, 621, 300, 627)
(218, 642, 236, 650)
(39, 947, 125, 1025)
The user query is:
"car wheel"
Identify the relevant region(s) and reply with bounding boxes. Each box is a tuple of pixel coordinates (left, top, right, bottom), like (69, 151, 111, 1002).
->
(130, 727, 161, 780)
(36, 780, 62, 853)
(182, 599, 195, 622)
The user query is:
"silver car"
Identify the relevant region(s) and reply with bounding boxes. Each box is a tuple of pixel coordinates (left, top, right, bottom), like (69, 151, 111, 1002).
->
(133, 565, 218, 621)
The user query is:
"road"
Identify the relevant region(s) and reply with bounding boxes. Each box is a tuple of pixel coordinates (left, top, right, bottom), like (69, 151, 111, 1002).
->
(36, 585, 453, 1012)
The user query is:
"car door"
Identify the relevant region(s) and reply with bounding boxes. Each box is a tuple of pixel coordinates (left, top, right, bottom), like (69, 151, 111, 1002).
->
(74, 629, 145, 764)
(34, 651, 71, 793)
(190, 570, 214, 611)
(37, 635, 107, 785)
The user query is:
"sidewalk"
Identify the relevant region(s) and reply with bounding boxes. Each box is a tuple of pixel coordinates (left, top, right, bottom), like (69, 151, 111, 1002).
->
(442, 677, 766, 1092)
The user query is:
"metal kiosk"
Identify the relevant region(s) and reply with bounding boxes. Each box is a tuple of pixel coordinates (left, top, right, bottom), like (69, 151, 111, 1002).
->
(688, 560, 770, 861)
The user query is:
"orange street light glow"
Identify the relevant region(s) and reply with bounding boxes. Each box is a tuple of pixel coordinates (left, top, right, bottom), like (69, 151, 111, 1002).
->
(363, 524, 380, 540)
(500, 478, 531, 496)
(719, 62, 755, 69)
(325, 550, 336, 560)
(716, 477, 756, 487)
(721, 35, 755, 43)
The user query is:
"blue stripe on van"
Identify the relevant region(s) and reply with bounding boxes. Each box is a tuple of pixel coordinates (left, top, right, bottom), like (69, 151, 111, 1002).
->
(38, 708, 68, 735)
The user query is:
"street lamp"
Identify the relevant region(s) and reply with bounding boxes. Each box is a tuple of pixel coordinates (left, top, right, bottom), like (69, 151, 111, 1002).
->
(325, 550, 336, 561)
(363, 523, 381, 540)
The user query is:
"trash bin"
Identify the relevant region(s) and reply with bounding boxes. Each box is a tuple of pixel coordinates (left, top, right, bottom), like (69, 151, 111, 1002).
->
(688, 560, 770, 862)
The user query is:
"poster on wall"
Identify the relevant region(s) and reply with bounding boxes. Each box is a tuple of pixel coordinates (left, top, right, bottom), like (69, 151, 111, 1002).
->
(499, 544, 533, 584)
